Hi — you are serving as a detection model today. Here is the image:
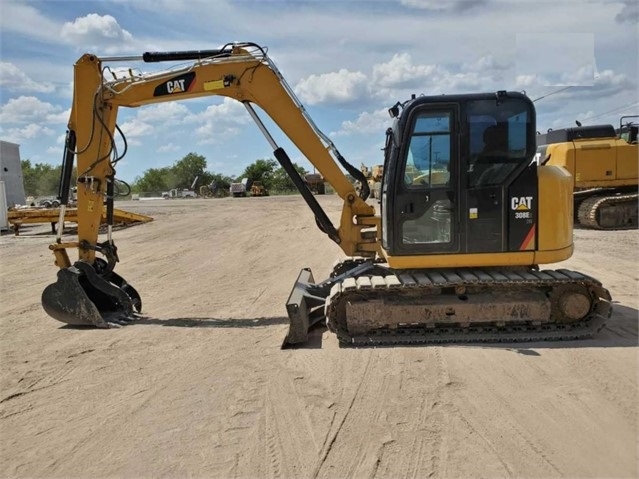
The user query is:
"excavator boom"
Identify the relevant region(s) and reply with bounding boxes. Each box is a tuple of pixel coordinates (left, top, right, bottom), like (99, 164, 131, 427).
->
(42, 42, 377, 339)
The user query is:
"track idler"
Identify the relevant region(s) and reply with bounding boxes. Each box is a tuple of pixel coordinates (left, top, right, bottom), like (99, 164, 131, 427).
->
(42, 260, 142, 328)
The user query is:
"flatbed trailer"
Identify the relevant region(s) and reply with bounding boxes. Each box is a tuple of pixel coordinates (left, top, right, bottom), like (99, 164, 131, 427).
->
(6, 207, 153, 235)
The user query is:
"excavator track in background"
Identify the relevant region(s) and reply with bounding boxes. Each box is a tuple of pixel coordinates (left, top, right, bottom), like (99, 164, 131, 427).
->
(576, 192, 639, 230)
(326, 266, 612, 346)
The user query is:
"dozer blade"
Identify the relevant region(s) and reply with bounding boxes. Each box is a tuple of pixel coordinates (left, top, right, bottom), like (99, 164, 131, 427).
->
(283, 268, 330, 347)
(42, 261, 140, 328)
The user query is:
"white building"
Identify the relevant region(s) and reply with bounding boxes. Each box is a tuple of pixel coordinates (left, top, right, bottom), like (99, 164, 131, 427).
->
(0, 141, 27, 207)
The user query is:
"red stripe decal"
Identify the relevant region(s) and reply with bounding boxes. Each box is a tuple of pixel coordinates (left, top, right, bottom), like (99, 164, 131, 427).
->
(520, 224, 536, 250)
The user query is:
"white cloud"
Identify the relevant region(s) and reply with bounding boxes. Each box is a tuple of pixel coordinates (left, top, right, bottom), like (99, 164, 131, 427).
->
(372, 53, 441, 89)
(0, 63, 56, 93)
(0, 1, 62, 42)
(157, 142, 180, 153)
(0, 96, 63, 124)
(120, 118, 154, 138)
(594, 69, 633, 90)
(369, 53, 493, 100)
(516, 74, 548, 88)
(46, 146, 61, 156)
(189, 98, 251, 144)
(332, 109, 392, 137)
(189, 98, 249, 123)
(399, 0, 488, 11)
(295, 69, 368, 105)
(136, 102, 191, 124)
(2, 123, 55, 144)
(615, 0, 639, 24)
(47, 108, 72, 125)
(463, 55, 510, 73)
(60, 14, 135, 53)
(559, 65, 596, 87)
(45, 134, 68, 156)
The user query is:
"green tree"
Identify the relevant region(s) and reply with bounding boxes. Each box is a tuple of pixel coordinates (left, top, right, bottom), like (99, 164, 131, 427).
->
(132, 167, 173, 193)
(173, 152, 208, 189)
(205, 173, 233, 191)
(21, 159, 75, 197)
(239, 159, 277, 189)
(270, 163, 308, 192)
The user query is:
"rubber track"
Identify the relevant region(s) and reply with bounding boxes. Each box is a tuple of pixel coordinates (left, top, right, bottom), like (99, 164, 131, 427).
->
(577, 193, 638, 229)
(326, 267, 612, 346)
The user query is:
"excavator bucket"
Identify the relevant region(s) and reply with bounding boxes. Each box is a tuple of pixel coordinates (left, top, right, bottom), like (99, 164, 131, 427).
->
(42, 261, 141, 328)
(283, 268, 329, 347)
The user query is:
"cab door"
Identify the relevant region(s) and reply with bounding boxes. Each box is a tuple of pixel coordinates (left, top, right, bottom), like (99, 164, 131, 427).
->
(389, 104, 460, 255)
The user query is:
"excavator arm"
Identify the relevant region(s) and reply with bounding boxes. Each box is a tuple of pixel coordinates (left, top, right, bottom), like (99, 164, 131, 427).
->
(42, 42, 378, 343)
(71, 43, 375, 258)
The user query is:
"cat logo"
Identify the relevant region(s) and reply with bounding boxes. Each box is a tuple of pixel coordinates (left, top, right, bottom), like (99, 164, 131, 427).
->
(167, 79, 186, 93)
(154, 72, 195, 97)
(511, 196, 533, 211)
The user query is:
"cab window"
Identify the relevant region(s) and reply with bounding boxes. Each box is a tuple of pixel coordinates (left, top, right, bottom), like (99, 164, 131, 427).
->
(404, 112, 451, 188)
(467, 100, 532, 187)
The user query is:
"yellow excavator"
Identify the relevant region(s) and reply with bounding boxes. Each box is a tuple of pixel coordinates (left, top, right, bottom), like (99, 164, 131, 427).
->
(41, 42, 611, 346)
(536, 116, 638, 229)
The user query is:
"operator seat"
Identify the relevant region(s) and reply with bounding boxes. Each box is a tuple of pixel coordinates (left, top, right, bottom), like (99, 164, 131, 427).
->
(473, 124, 510, 186)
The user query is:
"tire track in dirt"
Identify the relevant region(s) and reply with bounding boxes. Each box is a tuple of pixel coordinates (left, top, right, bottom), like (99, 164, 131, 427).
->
(312, 351, 373, 478)
(448, 388, 562, 477)
(428, 347, 451, 478)
(439, 348, 628, 477)
(312, 348, 453, 479)
(563, 349, 637, 422)
(375, 347, 452, 479)
(4, 330, 275, 478)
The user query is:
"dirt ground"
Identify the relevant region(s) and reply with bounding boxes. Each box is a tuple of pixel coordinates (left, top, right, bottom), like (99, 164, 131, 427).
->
(1, 195, 637, 479)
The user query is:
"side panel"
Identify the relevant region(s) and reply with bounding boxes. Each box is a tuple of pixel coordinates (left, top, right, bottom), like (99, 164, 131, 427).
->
(616, 141, 639, 180)
(464, 185, 503, 252)
(506, 164, 538, 251)
(573, 140, 616, 183)
(545, 143, 576, 186)
(547, 139, 637, 188)
(537, 165, 573, 253)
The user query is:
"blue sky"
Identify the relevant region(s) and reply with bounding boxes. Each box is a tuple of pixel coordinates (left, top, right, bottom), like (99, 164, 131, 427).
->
(1, 0, 637, 183)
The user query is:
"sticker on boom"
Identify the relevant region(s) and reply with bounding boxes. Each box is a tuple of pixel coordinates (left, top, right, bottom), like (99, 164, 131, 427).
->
(154, 72, 195, 96)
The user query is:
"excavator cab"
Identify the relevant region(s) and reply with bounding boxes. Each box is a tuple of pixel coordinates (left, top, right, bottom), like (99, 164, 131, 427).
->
(382, 91, 537, 256)
(289, 91, 609, 346)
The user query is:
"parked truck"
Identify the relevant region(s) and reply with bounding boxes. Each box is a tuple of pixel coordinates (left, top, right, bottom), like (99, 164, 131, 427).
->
(162, 188, 197, 199)
(230, 178, 248, 197)
(304, 173, 326, 194)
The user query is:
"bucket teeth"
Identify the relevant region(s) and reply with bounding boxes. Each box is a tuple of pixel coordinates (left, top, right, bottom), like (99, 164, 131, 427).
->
(41, 262, 141, 328)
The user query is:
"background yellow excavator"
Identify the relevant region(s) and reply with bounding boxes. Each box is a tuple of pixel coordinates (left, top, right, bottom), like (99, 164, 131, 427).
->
(536, 116, 638, 229)
(41, 42, 611, 347)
